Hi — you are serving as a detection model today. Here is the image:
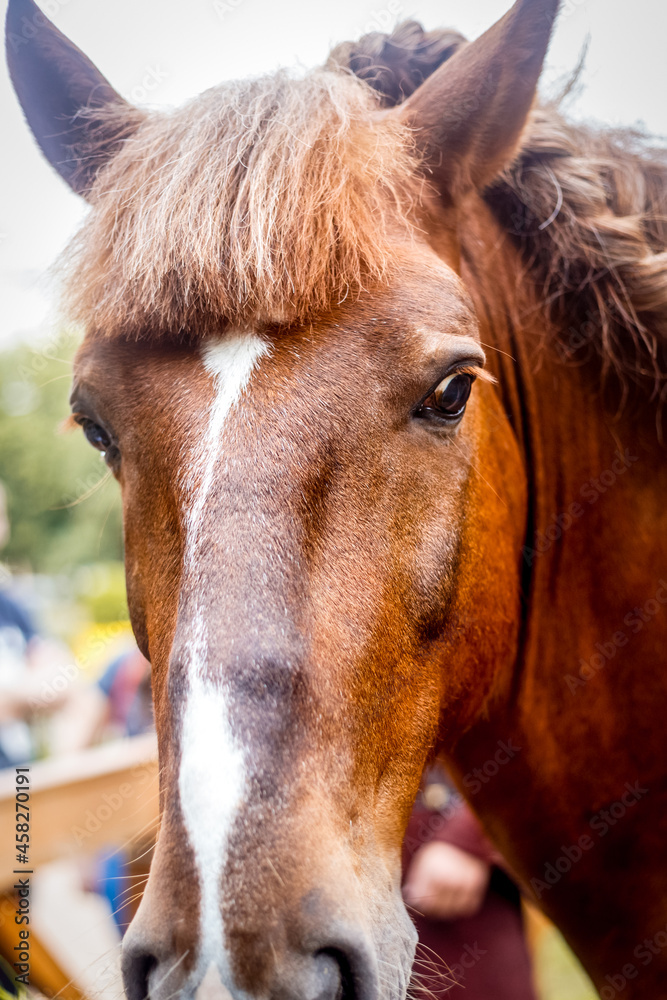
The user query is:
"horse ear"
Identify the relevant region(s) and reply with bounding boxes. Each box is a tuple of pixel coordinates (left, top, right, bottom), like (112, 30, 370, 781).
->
(5, 0, 141, 198)
(398, 0, 560, 200)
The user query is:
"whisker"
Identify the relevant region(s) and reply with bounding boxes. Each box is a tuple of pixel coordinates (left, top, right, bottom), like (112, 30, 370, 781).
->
(51, 470, 112, 509)
(448, 435, 508, 510)
(151, 950, 190, 995)
(39, 373, 76, 387)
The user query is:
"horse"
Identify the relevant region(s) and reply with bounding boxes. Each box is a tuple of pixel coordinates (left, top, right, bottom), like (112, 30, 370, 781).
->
(7, 0, 667, 997)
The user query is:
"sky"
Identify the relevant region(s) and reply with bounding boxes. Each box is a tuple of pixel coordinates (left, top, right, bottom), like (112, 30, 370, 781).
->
(1, 0, 666, 348)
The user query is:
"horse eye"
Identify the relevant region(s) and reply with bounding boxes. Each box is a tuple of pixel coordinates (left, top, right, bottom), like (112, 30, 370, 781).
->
(80, 418, 110, 451)
(421, 372, 475, 421)
(75, 416, 118, 464)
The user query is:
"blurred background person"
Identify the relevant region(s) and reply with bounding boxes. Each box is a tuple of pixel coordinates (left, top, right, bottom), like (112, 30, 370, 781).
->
(403, 765, 538, 1000)
(0, 482, 74, 767)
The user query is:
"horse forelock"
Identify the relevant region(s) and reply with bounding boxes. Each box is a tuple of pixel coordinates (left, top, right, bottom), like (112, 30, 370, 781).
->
(57, 69, 421, 341)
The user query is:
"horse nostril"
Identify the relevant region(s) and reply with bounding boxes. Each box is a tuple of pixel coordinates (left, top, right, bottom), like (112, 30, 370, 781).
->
(311, 951, 345, 1000)
(122, 944, 157, 1000)
(314, 944, 375, 1000)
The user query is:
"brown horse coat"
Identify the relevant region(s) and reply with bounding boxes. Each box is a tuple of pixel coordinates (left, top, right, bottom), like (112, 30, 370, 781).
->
(7, 0, 667, 998)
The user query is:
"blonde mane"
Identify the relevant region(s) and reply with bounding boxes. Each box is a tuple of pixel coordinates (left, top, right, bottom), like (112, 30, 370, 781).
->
(60, 70, 419, 339)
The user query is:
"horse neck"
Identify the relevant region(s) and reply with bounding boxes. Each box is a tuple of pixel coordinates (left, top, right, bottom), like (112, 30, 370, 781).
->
(456, 194, 666, 754)
(449, 199, 667, 980)
(458, 195, 660, 557)
(458, 198, 575, 471)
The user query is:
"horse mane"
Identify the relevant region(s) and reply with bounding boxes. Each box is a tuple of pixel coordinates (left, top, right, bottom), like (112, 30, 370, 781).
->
(332, 22, 667, 401)
(491, 112, 667, 400)
(59, 71, 419, 339)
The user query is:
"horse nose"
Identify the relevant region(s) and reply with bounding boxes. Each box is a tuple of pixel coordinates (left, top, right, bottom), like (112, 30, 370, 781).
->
(307, 952, 344, 1000)
(122, 922, 192, 1000)
(273, 942, 378, 1000)
(277, 951, 345, 1000)
(122, 927, 378, 1000)
(121, 930, 158, 1000)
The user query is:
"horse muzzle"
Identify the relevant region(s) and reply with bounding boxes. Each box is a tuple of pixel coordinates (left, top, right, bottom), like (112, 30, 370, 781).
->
(121, 893, 396, 1000)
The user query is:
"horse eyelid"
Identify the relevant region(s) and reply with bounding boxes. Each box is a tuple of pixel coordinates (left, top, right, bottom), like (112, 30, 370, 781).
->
(416, 363, 496, 410)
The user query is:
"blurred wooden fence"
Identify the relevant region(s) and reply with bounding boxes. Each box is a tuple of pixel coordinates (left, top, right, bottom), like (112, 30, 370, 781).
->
(0, 736, 159, 999)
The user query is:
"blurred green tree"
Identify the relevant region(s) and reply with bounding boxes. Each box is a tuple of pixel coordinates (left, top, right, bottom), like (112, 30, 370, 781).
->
(0, 337, 123, 574)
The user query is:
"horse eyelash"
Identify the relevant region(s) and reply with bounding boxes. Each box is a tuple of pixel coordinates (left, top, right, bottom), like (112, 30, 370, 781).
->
(60, 413, 80, 434)
(458, 364, 497, 385)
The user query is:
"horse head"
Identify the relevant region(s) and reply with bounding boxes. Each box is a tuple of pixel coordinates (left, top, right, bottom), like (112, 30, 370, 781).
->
(6, 1, 559, 997)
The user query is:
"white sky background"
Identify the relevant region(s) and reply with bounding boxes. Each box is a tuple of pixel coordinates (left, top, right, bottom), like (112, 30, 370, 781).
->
(0, 0, 666, 347)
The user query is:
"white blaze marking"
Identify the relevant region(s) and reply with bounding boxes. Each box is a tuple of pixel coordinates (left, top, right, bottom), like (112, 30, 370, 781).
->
(184, 334, 270, 562)
(179, 333, 269, 982)
(195, 962, 233, 1000)
(180, 687, 244, 977)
